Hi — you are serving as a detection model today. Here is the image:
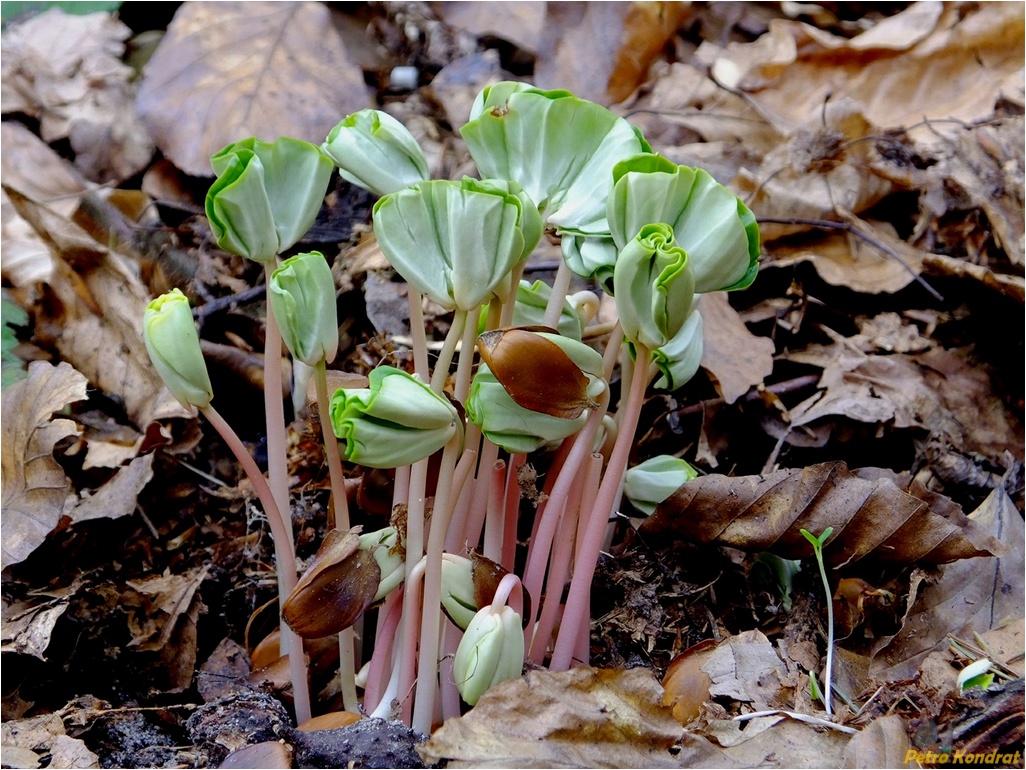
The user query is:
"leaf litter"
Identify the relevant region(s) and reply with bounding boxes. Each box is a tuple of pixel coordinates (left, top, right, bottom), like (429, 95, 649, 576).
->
(0, 2, 1023, 768)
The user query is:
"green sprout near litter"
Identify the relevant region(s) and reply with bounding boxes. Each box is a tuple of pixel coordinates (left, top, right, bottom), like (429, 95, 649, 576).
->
(957, 658, 995, 693)
(142, 80, 761, 734)
(800, 526, 835, 716)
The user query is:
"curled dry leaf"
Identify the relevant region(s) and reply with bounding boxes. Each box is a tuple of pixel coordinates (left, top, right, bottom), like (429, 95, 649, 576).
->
(136, 2, 369, 177)
(640, 462, 1000, 567)
(1, 360, 88, 569)
(710, 2, 1023, 135)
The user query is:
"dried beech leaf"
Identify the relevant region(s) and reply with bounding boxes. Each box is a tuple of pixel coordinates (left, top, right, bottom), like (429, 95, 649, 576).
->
(700, 292, 774, 405)
(843, 713, 915, 769)
(419, 667, 681, 768)
(868, 487, 1025, 681)
(66, 453, 154, 524)
(711, 3, 1022, 135)
(4, 186, 192, 432)
(1, 360, 88, 568)
(0, 598, 70, 661)
(0, 8, 153, 183)
(640, 462, 1000, 567)
(136, 2, 369, 177)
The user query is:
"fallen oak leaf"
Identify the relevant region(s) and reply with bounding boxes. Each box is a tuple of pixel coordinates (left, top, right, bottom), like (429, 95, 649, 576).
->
(639, 462, 1000, 567)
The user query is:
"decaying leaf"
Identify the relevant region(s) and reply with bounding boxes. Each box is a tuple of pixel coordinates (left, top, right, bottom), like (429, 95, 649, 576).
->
(4, 186, 192, 433)
(0, 712, 99, 770)
(709, 2, 1023, 135)
(1, 360, 88, 568)
(0, 597, 69, 661)
(419, 667, 682, 768)
(783, 342, 1023, 462)
(765, 217, 928, 294)
(843, 713, 916, 769)
(0, 122, 90, 286)
(663, 632, 787, 727)
(65, 453, 155, 524)
(693, 715, 850, 768)
(641, 462, 1000, 567)
(868, 486, 1025, 681)
(522, 2, 689, 105)
(700, 292, 775, 405)
(136, 2, 369, 177)
(0, 8, 153, 183)
(125, 566, 208, 651)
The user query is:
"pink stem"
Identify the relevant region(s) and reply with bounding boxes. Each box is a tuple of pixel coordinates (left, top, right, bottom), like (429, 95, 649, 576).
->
(549, 348, 652, 671)
(365, 590, 403, 713)
(521, 389, 610, 625)
(482, 459, 507, 563)
(200, 404, 311, 723)
(501, 454, 525, 570)
(408, 287, 430, 379)
(527, 506, 576, 664)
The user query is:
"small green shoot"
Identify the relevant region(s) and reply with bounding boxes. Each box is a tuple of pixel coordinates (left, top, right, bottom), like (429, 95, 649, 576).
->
(957, 658, 994, 693)
(800, 526, 835, 716)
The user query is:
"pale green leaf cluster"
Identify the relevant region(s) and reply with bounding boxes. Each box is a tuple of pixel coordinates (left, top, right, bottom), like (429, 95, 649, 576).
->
(330, 366, 459, 469)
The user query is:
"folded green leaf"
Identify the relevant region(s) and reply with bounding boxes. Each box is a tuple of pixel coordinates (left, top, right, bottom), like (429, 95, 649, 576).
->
(609, 154, 759, 294)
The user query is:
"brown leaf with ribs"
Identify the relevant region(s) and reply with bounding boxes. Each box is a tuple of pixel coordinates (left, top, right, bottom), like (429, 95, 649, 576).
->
(639, 462, 1000, 567)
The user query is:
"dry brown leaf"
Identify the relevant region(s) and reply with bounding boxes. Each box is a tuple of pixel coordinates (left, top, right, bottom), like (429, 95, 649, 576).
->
(125, 566, 208, 652)
(1, 713, 66, 765)
(0, 597, 69, 661)
(533, 4, 632, 104)
(782, 342, 1022, 463)
(640, 461, 1000, 567)
(0, 8, 153, 182)
(48, 734, 100, 769)
(843, 714, 916, 768)
(695, 715, 850, 768)
(765, 218, 928, 294)
(65, 453, 154, 524)
(4, 187, 192, 432)
(627, 61, 784, 162)
(701, 629, 788, 711)
(709, 3, 1023, 135)
(700, 292, 775, 405)
(734, 102, 896, 243)
(419, 667, 682, 768)
(0, 122, 91, 288)
(434, 2, 547, 57)
(868, 486, 1025, 681)
(0, 122, 88, 218)
(136, 2, 369, 177)
(1, 361, 88, 568)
